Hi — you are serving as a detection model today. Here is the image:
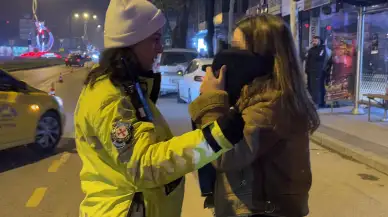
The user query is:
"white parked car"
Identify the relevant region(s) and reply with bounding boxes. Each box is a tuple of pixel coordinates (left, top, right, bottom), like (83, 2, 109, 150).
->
(154, 48, 198, 95)
(177, 58, 213, 103)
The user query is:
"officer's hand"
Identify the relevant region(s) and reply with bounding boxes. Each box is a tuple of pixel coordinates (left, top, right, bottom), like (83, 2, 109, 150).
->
(200, 65, 226, 94)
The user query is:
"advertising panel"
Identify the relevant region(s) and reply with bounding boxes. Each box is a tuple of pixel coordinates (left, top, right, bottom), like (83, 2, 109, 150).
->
(326, 32, 357, 101)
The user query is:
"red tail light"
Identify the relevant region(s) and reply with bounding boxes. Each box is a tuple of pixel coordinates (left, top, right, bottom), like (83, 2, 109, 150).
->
(65, 58, 68, 61)
(194, 76, 203, 82)
(77, 59, 80, 62)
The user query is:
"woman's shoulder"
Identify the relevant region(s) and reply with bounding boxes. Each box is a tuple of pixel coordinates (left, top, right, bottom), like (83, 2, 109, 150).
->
(240, 90, 281, 128)
(80, 77, 123, 112)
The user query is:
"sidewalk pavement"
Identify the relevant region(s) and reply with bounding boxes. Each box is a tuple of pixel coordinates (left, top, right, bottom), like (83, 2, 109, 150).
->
(311, 105, 388, 175)
(182, 173, 213, 217)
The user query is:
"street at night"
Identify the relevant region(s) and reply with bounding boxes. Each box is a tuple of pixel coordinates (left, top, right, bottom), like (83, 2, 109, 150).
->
(0, 67, 388, 217)
(2, 0, 388, 216)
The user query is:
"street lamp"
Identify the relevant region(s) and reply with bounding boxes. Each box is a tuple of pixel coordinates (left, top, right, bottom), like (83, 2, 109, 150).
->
(69, 11, 98, 48)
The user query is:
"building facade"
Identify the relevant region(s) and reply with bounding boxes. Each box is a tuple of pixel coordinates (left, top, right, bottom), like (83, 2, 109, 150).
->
(189, 0, 388, 106)
(244, 0, 388, 104)
(191, 0, 249, 54)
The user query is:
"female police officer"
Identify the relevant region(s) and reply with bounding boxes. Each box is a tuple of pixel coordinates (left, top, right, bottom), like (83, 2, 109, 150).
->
(74, 0, 244, 217)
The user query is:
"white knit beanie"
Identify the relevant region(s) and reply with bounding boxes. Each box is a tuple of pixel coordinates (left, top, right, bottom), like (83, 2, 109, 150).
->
(104, 0, 166, 49)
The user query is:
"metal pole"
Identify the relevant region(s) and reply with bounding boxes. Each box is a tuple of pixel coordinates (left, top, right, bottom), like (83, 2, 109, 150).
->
(69, 15, 72, 49)
(84, 21, 88, 41)
(290, 0, 300, 55)
(228, 0, 235, 44)
(351, 7, 365, 115)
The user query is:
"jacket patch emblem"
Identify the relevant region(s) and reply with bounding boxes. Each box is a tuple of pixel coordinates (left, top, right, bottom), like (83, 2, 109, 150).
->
(111, 122, 133, 149)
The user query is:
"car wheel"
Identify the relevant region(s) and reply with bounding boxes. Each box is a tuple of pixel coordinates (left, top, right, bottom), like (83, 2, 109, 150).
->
(30, 111, 62, 154)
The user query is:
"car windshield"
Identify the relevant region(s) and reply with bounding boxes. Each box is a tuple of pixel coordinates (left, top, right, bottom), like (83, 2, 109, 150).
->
(160, 52, 197, 66)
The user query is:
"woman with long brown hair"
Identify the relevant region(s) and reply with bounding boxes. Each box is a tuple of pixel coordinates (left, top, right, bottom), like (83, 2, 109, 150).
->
(189, 14, 320, 217)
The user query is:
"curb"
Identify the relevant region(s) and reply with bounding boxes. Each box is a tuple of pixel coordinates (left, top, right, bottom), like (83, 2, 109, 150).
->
(311, 131, 388, 176)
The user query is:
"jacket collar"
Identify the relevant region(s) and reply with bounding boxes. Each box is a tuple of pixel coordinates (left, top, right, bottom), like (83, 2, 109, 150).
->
(139, 72, 161, 104)
(139, 76, 154, 96)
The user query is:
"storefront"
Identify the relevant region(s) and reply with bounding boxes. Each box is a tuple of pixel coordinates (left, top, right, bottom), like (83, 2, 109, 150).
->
(359, 2, 388, 101)
(193, 20, 227, 56)
(242, 0, 388, 106)
(300, 0, 388, 105)
(282, 0, 360, 103)
(246, 0, 281, 16)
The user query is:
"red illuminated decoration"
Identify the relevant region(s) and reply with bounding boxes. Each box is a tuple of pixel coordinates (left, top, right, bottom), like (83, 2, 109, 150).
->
(326, 25, 332, 31)
(20, 51, 61, 59)
(6, 21, 10, 24)
(304, 23, 310, 28)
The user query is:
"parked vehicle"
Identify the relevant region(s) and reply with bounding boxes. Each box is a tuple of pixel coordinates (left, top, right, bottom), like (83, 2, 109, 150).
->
(177, 58, 212, 103)
(153, 48, 198, 95)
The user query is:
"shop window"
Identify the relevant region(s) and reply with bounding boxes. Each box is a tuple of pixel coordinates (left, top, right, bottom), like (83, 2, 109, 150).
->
(359, 11, 388, 100)
(325, 9, 358, 102)
(300, 19, 310, 60)
(300, 10, 310, 60)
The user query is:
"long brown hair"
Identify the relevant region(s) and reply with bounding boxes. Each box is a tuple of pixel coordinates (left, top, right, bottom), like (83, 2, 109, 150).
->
(236, 14, 320, 134)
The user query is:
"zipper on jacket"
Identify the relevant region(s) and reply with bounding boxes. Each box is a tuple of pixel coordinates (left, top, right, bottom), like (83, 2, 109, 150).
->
(240, 169, 246, 187)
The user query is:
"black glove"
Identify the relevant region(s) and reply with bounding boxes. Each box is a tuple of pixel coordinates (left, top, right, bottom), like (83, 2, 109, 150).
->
(216, 106, 245, 145)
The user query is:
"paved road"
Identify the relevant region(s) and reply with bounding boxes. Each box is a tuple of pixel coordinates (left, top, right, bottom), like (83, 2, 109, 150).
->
(9, 64, 90, 92)
(1, 67, 388, 217)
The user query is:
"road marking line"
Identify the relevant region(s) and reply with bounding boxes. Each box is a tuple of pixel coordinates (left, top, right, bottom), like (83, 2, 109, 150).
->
(48, 152, 71, 173)
(25, 187, 47, 208)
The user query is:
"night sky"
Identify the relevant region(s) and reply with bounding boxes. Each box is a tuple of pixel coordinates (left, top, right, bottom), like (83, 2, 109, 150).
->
(0, 0, 110, 42)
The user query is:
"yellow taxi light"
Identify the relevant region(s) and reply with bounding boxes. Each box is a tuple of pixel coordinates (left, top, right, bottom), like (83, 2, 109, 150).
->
(30, 104, 40, 112)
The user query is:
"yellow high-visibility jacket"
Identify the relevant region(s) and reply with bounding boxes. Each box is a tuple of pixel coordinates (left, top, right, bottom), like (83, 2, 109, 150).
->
(74, 75, 236, 217)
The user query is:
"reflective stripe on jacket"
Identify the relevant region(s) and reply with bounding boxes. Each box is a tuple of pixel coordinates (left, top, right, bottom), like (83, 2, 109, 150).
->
(74, 75, 234, 217)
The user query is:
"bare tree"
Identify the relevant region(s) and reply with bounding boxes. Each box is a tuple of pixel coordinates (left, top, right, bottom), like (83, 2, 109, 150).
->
(153, 0, 194, 48)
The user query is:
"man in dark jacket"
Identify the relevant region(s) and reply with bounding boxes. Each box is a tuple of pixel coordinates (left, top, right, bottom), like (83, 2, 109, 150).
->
(305, 36, 332, 108)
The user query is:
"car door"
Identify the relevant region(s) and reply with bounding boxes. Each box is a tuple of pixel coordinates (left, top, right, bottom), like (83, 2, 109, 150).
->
(182, 60, 199, 99)
(180, 61, 193, 99)
(0, 71, 35, 149)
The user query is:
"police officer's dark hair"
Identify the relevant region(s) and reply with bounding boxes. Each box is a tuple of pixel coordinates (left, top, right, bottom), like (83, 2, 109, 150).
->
(313, 36, 325, 44)
(84, 47, 142, 88)
(312, 36, 321, 40)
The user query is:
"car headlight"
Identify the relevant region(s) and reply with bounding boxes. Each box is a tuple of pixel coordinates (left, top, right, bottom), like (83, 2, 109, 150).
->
(177, 70, 183, 76)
